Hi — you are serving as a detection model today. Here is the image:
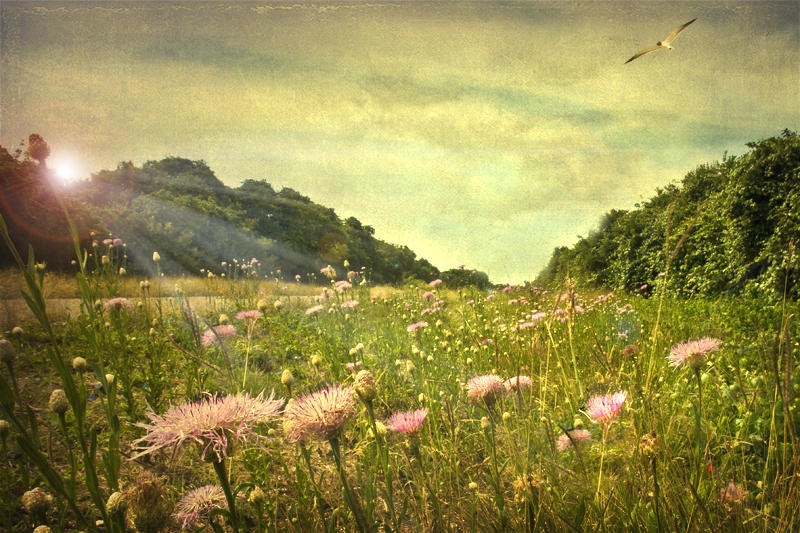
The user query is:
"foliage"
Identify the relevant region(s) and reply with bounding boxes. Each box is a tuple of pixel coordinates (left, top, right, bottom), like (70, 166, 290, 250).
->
(538, 130, 800, 298)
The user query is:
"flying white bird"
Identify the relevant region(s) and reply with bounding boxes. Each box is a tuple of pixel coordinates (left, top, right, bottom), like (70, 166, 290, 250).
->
(625, 18, 697, 64)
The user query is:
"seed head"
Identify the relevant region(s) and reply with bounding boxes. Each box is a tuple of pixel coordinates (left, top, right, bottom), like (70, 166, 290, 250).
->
(22, 487, 53, 516)
(106, 491, 126, 514)
(72, 357, 88, 372)
(281, 369, 294, 387)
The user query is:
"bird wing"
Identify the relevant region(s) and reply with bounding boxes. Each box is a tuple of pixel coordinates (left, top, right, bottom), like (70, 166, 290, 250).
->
(663, 18, 696, 45)
(625, 45, 660, 64)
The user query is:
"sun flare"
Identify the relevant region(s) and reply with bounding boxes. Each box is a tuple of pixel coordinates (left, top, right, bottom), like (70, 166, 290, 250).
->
(53, 161, 78, 185)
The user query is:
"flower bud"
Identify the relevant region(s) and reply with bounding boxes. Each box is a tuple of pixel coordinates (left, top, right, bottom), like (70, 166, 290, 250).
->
(152, 252, 161, 262)
(33, 526, 52, 533)
(106, 491, 126, 514)
(310, 354, 321, 367)
(248, 486, 267, 505)
(273, 300, 283, 310)
(22, 487, 53, 516)
(257, 299, 269, 312)
(353, 370, 377, 402)
(11, 326, 23, 336)
(480, 416, 490, 429)
(105, 374, 115, 385)
(0, 419, 10, 438)
(49, 389, 69, 415)
(280, 369, 294, 387)
(72, 357, 88, 372)
(502, 411, 511, 422)
(468, 481, 478, 491)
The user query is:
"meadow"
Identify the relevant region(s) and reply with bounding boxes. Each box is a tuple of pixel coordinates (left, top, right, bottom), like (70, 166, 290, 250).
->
(0, 234, 798, 532)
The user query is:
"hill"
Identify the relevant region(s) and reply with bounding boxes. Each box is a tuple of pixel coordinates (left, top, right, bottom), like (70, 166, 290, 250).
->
(0, 137, 490, 287)
(537, 130, 799, 298)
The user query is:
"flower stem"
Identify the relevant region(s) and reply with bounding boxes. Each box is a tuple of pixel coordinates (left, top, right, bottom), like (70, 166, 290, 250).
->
(212, 459, 239, 533)
(596, 424, 608, 502)
(329, 437, 368, 533)
(694, 367, 703, 487)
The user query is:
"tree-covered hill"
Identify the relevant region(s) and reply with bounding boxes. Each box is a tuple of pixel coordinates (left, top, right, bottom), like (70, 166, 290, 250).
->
(537, 130, 799, 298)
(0, 136, 490, 287)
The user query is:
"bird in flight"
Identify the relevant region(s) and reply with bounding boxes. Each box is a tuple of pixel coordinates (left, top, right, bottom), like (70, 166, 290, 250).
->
(625, 18, 697, 64)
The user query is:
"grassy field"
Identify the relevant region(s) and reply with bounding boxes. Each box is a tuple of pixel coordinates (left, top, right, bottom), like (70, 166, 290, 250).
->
(1, 254, 798, 532)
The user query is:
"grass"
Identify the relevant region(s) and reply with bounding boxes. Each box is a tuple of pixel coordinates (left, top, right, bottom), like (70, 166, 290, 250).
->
(0, 250, 798, 532)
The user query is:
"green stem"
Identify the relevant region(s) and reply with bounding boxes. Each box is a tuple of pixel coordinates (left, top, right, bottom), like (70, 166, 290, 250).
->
(596, 424, 608, 502)
(487, 416, 507, 531)
(212, 459, 239, 533)
(694, 368, 703, 488)
(300, 445, 330, 532)
(329, 437, 368, 533)
(365, 401, 400, 531)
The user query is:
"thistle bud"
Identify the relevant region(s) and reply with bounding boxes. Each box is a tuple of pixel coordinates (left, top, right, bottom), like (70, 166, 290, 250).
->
(353, 370, 377, 402)
(33, 526, 52, 533)
(502, 411, 511, 422)
(273, 300, 283, 310)
(49, 389, 69, 415)
(106, 374, 115, 385)
(468, 481, 478, 491)
(11, 326, 23, 336)
(22, 487, 53, 516)
(257, 299, 269, 312)
(106, 491, 126, 514)
(152, 252, 161, 262)
(480, 416, 490, 429)
(310, 354, 321, 367)
(101, 255, 109, 265)
(0, 419, 10, 438)
(248, 487, 266, 505)
(280, 369, 294, 387)
(72, 357, 88, 373)
(119, 267, 126, 276)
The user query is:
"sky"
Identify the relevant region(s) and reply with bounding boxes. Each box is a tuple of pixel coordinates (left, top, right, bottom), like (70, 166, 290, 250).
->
(1, 1, 798, 283)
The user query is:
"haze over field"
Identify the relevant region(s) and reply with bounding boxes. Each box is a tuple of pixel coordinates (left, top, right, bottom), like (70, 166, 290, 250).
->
(1, 1, 798, 283)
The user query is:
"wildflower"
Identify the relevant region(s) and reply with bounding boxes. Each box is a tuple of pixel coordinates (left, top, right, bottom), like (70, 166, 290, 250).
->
(0, 419, 9, 438)
(283, 386, 356, 443)
(504, 375, 533, 393)
(340, 299, 359, 309)
(468, 481, 478, 491)
(49, 389, 69, 415)
(201, 325, 236, 347)
(721, 482, 746, 505)
(428, 279, 442, 287)
(132, 391, 284, 463)
(119, 267, 126, 275)
(668, 337, 721, 371)
(280, 370, 294, 387)
(502, 411, 511, 421)
(585, 391, 627, 424)
(638, 432, 661, 459)
(305, 304, 324, 315)
(104, 297, 132, 310)
(345, 361, 362, 372)
(406, 321, 428, 333)
(236, 309, 263, 320)
(33, 526, 51, 533)
(422, 291, 435, 300)
(335, 280, 352, 292)
(480, 416, 490, 428)
(386, 408, 428, 436)
(112, 238, 123, 246)
(466, 374, 506, 407)
(556, 429, 592, 451)
(152, 252, 161, 262)
(273, 300, 283, 310)
(320, 265, 336, 279)
(256, 299, 269, 312)
(173, 485, 226, 530)
(353, 370, 377, 402)
(310, 354, 322, 366)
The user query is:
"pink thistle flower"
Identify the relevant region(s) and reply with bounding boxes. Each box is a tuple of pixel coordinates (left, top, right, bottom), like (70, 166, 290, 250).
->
(406, 321, 428, 333)
(173, 485, 226, 530)
(112, 238, 123, 246)
(236, 310, 262, 320)
(104, 297, 132, 310)
(518, 322, 535, 330)
(466, 299, 474, 305)
(132, 391, 284, 462)
(283, 386, 356, 443)
(668, 337, 721, 371)
(340, 299, 359, 309)
(486, 294, 495, 301)
(466, 374, 506, 407)
(305, 304, 324, 315)
(422, 291, 435, 300)
(201, 324, 236, 347)
(428, 278, 442, 287)
(504, 375, 533, 393)
(556, 429, 592, 451)
(386, 408, 428, 436)
(103, 238, 113, 245)
(334, 280, 352, 292)
(502, 285, 512, 293)
(585, 391, 627, 424)
(345, 361, 362, 372)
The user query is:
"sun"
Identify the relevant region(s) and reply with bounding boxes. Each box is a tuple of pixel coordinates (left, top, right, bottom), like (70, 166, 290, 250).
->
(53, 161, 79, 185)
